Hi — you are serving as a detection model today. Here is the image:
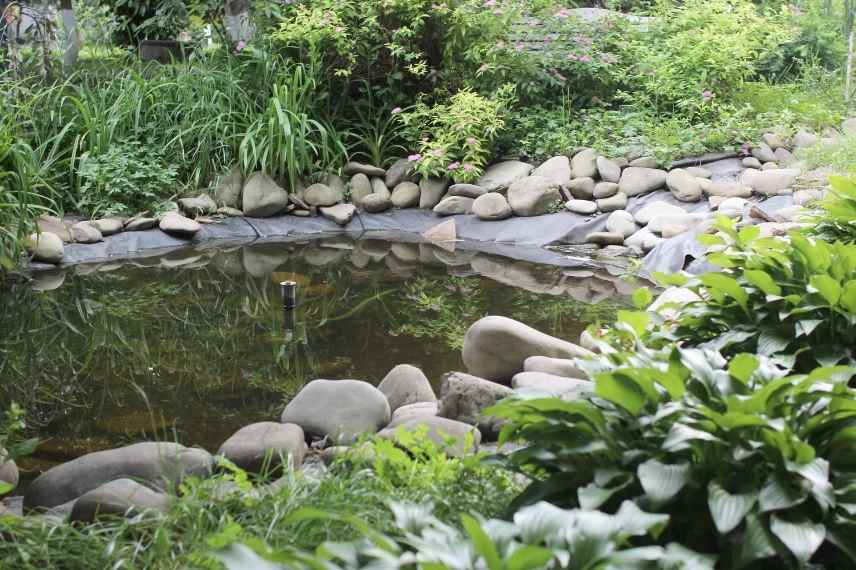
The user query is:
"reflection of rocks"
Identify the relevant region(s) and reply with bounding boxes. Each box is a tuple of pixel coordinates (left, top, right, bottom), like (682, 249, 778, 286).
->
(24, 442, 213, 510)
(430, 247, 477, 267)
(281, 379, 390, 443)
(358, 240, 390, 260)
(385, 252, 416, 277)
(242, 244, 289, 277)
(390, 242, 419, 263)
(30, 269, 66, 291)
(470, 254, 566, 295)
(349, 248, 371, 268)
(69, 479, 170, 523)
(160, 251, 205, 269)
(304, 246, 348, 267)
(463, 316, 591, 382)
(218, 422, 307, 473)
(210, 248, 244, 275)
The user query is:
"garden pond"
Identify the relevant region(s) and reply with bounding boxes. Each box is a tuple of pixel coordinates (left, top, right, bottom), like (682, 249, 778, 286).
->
(0, 237, 632, 482)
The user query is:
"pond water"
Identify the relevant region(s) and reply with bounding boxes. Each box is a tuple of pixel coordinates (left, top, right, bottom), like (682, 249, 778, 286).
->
(0, 238, 633, 480)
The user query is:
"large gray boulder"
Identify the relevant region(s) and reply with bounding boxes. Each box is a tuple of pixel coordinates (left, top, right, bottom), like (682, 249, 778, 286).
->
(619, 167, 667, 197)
(361, 193, 393, 213)
(462, 316, 592, 382)
(214, 167, 243, 208)
(280, 379, 390, 442)
(378, 416, 480, 457)
(511, 372, 593, 399)
(437, 372, 512, 439)
(571, 148, 597, 179)
(666, 169, 702, 202)
(567, 177, 595, 200)
(25, 232, 64, 264)
(634, 201, 687, 225)
(69, 479, 170, 523)
(448, 183, 487, 199)
(742, 168, 800, 196)
(24, 442, 213, 510)
(350, 173, 373, 205)
(523, 356, 587, 379)
(377, 364, 436, 412)
(596, 156, 622, 183)
(434, 196, 473, 216)
(476, 161, 533, 192)
(419, 177, 450, 209)
(320, 203, 356, 226)
(70, 222, 103, 244)
(242, 173, 289, 217)
(218, 422, 307, 473)
(304, 183, 343, 207)
(507, 175, 561, 217)
(699, 180, 752, 198)
(532, 156, 572, 188)
(391, 182, 421, 208)
(178, 194, 217, 216)
(473, 193, 512, 220)
(387, 401, 438, 429)
(159, 213, 200, 237)
(385, 158, 415, 188)
(605, 210, 637, 237)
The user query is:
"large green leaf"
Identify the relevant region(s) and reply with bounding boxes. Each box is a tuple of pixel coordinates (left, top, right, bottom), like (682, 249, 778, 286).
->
(699, 273, 749, 313)
(769, 515, 825, 563)
(743, 269, 781, 296)
(506, 545, 555, 570)
(840, 280, 856, 314)
(728, 353, 759, 384)
(637, 460, 690, 504)
(594, 373, 649, 416)
(662, 423, 721, 452)
(707, 482, 757, 534)
(808, 274, 841, 305)
(612, 500, 670, 539)
(735, 513, 777, 567)
(461, 514, 502, 570)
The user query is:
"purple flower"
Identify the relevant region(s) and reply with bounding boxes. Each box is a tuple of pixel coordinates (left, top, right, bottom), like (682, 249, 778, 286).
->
(391, 107, 402, 114)
(235, 40, 246, 52)
(466, 137, 477, 145)
(431, 148, 445, 158)
(579, 54, 592, 63)
(702, 90, 715, 101)
(408, 154, 422, 162)
(447, 162, 461, 171)
(483, 0, 496, 6)
(462, 163, 476, 172)
(554, 71, 566, 82)
(555, 9, 570, 18)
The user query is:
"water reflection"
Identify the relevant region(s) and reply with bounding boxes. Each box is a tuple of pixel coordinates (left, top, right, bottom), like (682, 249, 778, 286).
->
(0, 238, 635, 476)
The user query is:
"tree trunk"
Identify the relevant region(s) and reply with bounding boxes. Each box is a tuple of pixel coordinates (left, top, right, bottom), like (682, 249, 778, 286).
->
(224, 0, 254, 44)
(59, 0, 80, 71)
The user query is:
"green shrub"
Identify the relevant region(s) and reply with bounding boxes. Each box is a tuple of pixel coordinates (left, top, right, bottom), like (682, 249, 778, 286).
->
(400, 86, 515, 182)
(811, 176, 856, 242)
(77, 140, 178, 216)
(490, 336, 856, 568)
(652, 219, 856, 372)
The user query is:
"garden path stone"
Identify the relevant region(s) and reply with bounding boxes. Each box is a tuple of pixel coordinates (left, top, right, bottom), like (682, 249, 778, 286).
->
(304, 183, 342, 207)
(419, 177, 450, 209)
(25, 232, 64, 264)
(473, 193, 512, 220)
(344, 161, 385, 177)
(433, 196, 473, 216)
(596, 156, 621, 183)
(70, 222, 103, 244)
(565, 199, 597, 215)
(523, 356, 586, 380)
(214, 167, 243, 208)
(350, 173, 373, 205)
(159, 213, 200, 237)
(507, 175, 561, 217)
(69, 479, 170, 523)
(178, 194, 217, 216)
(24, 442, 213, 510)
(448, 183, 487, 199)
(463, 316, 591, 382)
(385, 158, 415, 188)
(391, 182, 421, 208)
(476, 161, 533, 192)
(281, 379, 390, 443)
(319, 204, 356, 226)
(218, 422, 307, 472)
(511, 372, 592, 399)
(437, 371, 512, 439)
(666, 169, 702, 202)
(571, 148, 597, 179)
(532, 155, 572, 188)
(242, 173, 289, 217)
(378, 416, 480, 457)
(618, 167, 667, 197)
(378, 364, 436, 412)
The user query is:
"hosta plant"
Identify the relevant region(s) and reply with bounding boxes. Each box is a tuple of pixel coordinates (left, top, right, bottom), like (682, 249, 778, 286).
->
(810, 175, 856, 244)
(489, 320, 856, 568)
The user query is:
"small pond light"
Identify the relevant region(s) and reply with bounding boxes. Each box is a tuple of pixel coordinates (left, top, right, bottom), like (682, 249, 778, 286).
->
(280, 281, 297, 310)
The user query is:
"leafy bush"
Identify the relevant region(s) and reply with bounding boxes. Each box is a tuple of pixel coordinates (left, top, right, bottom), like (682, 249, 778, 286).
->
(797, 135, 856, 175)
(811, 176, 856, 242)
(77, 140, 178, 216)
(491, 333, 856, 568)
(400, 86, 515, 182)
(653, 220, 856, 372)
(624, 0, 792, 117)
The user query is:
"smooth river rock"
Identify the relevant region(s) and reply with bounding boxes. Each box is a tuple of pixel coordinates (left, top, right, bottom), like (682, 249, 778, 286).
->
(565, 199, 597, 215)
(507, 175, 561, 217)
(304, 183, 342, 207)
(605, 210, 637, 237)
(633, 201, 687, 225)
(378, 364, 436, 412)
(218, 422, 307, 473)
(387, 401, 438, 429)
(280, 379, 390, 443)
(385, 158, 414, 188)
(70, 221, 103, 244)
(473, 193, 512, 220)
(178, 194, 217, 216)
(476, 161, 533, 192)
(571, 148, 597, 179)
(433, 196, 473, 216)
(618, 167, 667, 197)
(596, 156, 621, 183)
(361, 193, 393, 213)
(159, 213, 200, 237)
(242, 173, 289, 217)
(391, 182, 421, 208)
(666, 169, 702, 202)
(532, 155, 572, 188)
(511, 372, 593, 399)
(343, 161, 385, 178)
(437, 371, 512, 439)
(378, 416, 480, 457)
(419, 177, 450, 209)
(69, 478, 170, 523)
(448, 183, 487, 199)
(319, 204, 356, 226)
(24, 442, 213, 510)
(350, 173, 373, 205)
(523, 356, 587, 379)
(742, 168, 800, 196)
(25, 232, 64, 264)
(462, 316, 592, 382)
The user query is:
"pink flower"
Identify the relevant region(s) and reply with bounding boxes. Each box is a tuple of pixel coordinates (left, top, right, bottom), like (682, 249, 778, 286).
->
(391, 107, 402, 114)
(466, 137, 477, 145)
(447, 162, 461, 171)
(579, 54, 592, 63)
(702, 90, 715, 101)
(515, 43, 524, 52)
(555, 71, 566, 82)
(408, 154, 422, 162)
(555, 9, 570, 18)
(483, 0, 496, 6)
(462, 163, 476, 172)
(431, 148, 445, 158)
(235, 40, 246, 52)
